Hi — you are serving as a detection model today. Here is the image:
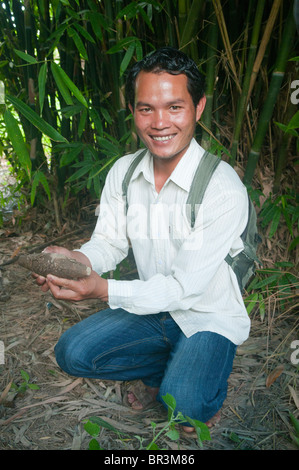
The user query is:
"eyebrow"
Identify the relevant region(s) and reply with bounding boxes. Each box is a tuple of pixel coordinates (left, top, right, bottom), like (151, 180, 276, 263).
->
(136, 99, 186, 108)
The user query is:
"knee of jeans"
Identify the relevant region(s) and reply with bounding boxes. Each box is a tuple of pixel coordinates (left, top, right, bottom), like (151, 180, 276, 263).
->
(158, 382, 226, 423)
(54, 332, 82, 376)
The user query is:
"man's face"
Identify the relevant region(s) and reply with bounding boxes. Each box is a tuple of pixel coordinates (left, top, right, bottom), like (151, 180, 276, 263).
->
(129, 71, 206, 163)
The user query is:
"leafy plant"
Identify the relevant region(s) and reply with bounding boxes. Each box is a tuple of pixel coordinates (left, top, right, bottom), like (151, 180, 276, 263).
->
(83, 393, 211, 450)
(0, 0, 296, 213)
(259, 190, 298, 248)
(244, 263, 298, 318)
(11, 369, 40, 394)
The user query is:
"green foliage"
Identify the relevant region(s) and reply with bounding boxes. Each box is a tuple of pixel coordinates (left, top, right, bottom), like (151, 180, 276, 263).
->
(0, 0, 296, 213)
(260, 191, 299, 244)
(3, 108, 31, 179)
(83, 393, 211, 450)
(11, 369, 40, 394)
(0, 1, 297, 314)
(244, 263, 298, 319)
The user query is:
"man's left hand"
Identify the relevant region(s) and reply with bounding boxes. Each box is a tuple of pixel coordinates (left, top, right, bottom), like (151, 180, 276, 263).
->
(45, 270, 108, 302)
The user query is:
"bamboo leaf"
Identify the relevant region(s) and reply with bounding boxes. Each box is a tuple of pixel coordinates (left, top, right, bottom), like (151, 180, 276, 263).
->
(286, 110, 299, 131)
(97, 136, 120, 156)
(100, 107, 112, 124)
(107, 37, 137, 54)
(31, 170, 51, 205)
(68, 26, 88, 60)
(51, 62, 88, 108)
(245, 292, 259, 315)
(120, 42, 135, 77)
(4, 109, 31, 179)
(66, 162, 93, 182)
(60, 143, 84, 167)
(14, 49, 37, 64)
(266, 365, 284, 388)
(87, 11, 111, 40)
(268, 208, 281, 238)
(51, 62, 73, 105)
(254, 273, 281, 289)
(116, 2, 138, 19)
(135, 39, 143, 61)
(6, 95, 68, 143)
(78, 108, 87, 137)
(137, 5, 154, 32)
(89, 108, 103, 136)
(73, 23, 96, 44)
(47, 23, 68, 57)
(38, 62, 47, 115)
(88, 416, 126, 436)
(60, 104, 84, 118)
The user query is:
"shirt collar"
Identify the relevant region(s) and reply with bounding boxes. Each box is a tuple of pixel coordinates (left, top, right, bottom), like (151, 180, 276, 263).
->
(130, 149, 154, 186)
(169, 138, 205, 192)
(130, 138, 205, 192)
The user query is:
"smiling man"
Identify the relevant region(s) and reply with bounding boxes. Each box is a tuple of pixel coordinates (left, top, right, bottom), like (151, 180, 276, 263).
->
(35, 48, 250, 432)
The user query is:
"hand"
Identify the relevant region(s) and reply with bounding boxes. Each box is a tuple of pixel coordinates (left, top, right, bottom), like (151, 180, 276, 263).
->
(32, 245, 92, 292)
(46, 270, 108, 302)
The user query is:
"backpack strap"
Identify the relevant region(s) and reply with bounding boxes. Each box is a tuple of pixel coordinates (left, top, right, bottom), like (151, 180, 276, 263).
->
(122, 149, 147, 213)
(186, 151, 221, 228)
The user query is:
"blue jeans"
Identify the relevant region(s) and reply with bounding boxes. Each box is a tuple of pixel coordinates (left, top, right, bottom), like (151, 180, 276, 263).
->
(54, 308, 237, 423)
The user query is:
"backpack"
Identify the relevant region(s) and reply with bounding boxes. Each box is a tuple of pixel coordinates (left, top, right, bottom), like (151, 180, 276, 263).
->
(122, 149, 261, 293)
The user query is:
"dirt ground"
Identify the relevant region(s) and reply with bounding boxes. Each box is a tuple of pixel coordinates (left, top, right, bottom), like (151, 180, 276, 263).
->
(0, 222, 298, 451)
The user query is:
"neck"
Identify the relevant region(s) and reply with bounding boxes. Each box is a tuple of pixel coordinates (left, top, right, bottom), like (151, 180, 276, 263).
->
(152, 148, 187, 193)
(153, 162, 172, 193)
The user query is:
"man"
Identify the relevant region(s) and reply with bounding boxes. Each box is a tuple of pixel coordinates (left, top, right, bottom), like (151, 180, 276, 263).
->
(35, 47, 250, 431)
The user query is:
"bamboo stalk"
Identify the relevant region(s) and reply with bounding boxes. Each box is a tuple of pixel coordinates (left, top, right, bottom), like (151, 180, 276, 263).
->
(212, 0, 241, 94)
(178, 0, 188, 42)
(243, 6, 296, 186)
(246, 0, 282, 105)
(230, 0, 266, 165)
(201, 4, 218, 149)
(180, 0, 204, 52)
(273, 99, 297, 193)
(164, 0, 177, 47)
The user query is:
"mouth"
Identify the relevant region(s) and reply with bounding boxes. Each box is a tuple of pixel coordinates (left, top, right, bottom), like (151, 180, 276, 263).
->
(151, 134, 176, 142)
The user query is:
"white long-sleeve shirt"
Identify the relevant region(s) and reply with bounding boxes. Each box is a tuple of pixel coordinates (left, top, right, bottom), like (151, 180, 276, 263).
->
(78, 138, 250, 345)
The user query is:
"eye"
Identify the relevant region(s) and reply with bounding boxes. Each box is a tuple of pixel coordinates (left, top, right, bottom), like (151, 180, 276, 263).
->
(170, 105, 182, 110)
(139, 107, 152, 113)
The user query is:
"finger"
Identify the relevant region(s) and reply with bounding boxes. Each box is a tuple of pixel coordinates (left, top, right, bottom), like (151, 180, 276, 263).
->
(43, 246, 71, 257)
(41, 281, 50, 292)
(47, 274, 76, 289)
(32, 272, 46, 284)
(32, 273, 50, 292)
(46, 274, 82, 300)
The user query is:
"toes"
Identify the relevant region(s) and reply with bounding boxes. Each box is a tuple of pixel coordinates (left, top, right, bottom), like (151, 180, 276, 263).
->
(183, 426, 195, 433)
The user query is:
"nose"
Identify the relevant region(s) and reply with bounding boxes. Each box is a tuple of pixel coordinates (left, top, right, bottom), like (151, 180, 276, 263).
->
(151, 109, 170, 129)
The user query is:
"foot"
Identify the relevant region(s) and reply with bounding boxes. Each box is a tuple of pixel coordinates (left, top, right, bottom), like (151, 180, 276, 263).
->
(124, 381, 159, 411)
(127, 387, 159, 409)
(182, 411, 221, 433)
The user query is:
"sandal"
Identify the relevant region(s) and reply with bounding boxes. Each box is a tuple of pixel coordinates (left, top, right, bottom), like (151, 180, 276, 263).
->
(122, 380, 159, 412)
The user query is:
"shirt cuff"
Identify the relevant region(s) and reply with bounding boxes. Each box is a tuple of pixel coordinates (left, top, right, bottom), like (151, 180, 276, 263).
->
(108, 279, 134, 311)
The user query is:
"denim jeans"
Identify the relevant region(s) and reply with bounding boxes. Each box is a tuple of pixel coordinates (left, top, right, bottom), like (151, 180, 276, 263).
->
(54, 308, 237, 423)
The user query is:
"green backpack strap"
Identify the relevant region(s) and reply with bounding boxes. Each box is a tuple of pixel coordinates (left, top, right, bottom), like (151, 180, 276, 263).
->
(122, 149, 147, 213)
(186, 151, 221, 228)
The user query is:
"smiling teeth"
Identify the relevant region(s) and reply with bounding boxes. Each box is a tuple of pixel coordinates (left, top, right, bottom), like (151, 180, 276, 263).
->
(152, 135, 174, 141)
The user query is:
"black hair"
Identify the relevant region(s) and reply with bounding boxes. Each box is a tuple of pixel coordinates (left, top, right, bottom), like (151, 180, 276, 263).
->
(125, 47, 205, 110)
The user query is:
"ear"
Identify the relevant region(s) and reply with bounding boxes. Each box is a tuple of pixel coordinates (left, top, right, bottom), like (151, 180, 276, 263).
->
(128, 103, 134, 114)
(195, 95, 206, 122)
